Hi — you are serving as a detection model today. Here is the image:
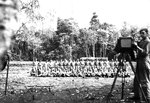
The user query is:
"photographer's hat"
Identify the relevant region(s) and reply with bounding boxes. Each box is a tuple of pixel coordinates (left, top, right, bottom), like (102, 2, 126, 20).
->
(139, 28, 149, 34)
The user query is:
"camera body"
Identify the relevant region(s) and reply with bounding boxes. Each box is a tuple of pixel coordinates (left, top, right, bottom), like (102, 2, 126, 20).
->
(114, 37, 137, 61)
(117, 37, 133, 53)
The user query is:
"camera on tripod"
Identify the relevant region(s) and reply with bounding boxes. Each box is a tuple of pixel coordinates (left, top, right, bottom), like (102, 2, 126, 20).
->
(107, 36, 147, 102)
(114, 37, 137, 61)
(117, 37, 133, 52)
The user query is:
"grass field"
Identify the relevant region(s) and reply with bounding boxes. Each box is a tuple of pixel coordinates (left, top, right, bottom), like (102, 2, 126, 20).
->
(0, 61, 135, 103)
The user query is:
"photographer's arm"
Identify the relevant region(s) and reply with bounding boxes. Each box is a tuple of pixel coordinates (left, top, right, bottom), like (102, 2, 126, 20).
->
(136, 42, 150, 57)
(136, 46, 144, 52)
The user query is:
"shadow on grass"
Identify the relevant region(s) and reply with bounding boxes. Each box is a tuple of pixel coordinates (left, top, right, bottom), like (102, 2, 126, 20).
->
(0, 79, 133, 103)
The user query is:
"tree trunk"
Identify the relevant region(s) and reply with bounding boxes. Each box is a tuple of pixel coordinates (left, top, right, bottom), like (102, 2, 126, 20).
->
(19, 50, 22, 61)
(87, 45, 90, 57)
(85, 44, 88, 57)
(103, 44, 105, 57)
(103, 44, 106, 57)
(93, 44, 95, 57)
(33, 49, 35, 61)
(69, 46, 72, 60)
(99, 45, 101, 57)
(100, 45, 103, 57)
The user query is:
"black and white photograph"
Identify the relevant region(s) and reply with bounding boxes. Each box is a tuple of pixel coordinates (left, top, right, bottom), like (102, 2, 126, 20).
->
(0, 0, 150, 103)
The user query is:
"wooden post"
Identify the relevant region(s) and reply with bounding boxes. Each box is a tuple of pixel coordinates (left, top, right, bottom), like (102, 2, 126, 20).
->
(5, 54, 10, 95)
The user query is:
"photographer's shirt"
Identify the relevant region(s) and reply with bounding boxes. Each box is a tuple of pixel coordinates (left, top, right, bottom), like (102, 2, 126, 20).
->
(137, 38, 150, 60)
(136, 37, 150, 88)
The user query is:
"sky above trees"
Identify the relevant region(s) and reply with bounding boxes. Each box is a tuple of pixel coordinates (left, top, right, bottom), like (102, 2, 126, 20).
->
(39, 0, 150, 29)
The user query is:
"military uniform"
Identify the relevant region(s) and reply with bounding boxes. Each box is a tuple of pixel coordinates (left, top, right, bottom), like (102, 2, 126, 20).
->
(30, 61, 36, 76)
(41, 63, 47, 76)
(37, 61, 42, 76)
(134, 37, 150, 101)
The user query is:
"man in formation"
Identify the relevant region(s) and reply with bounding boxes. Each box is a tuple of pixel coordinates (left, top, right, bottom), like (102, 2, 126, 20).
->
(30, 59, 131, 78)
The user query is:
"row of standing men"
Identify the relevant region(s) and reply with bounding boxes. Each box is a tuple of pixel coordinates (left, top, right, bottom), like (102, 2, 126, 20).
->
(30, 60, 132, 78)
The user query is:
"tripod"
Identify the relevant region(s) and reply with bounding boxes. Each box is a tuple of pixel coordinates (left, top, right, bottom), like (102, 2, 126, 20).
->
(106, 53, 148, 103)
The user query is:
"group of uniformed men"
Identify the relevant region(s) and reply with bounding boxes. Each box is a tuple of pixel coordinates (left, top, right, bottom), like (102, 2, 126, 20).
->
(30, 59, 131, 78)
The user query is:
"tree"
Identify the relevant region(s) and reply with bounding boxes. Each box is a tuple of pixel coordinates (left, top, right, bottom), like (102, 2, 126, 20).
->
(130, 26, 139, 41)
(19, 0, 41, 22)
(12, 0, 57, 61)
(119, 22, 139, 39)
(78, 28, 91, 57)
(40, 32, 61, 60)
(90, 12, 100, 31)
(89, 12, 100, 57)
(89, 12, 118, 57)
(11, 0, 41, 60)
(57, 18, 79, 60)
(120, 22, 131, 37)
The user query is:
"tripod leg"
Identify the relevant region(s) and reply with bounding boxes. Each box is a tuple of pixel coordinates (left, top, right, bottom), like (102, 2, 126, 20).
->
(106, 66, 121, 103)
(127, 54, 148, 103)
(121, 70, 126, 100)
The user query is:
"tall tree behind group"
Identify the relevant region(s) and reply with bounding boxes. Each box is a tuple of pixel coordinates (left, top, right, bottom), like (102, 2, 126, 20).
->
(89, 12, 117, 57)
(11, 0, 56, 61)
(56, 18, 80, 60)
(89, 12, 99, 57)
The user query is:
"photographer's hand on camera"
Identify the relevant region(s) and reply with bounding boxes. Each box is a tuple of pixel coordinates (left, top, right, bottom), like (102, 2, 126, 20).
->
(132, 41, 138, 49)
(132, 41, 144, 52)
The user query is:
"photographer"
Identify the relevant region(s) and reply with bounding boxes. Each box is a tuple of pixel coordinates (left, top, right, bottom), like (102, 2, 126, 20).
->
(131, 28, 150, 102)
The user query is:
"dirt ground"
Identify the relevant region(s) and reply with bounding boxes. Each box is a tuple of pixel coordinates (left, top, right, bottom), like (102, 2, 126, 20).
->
(0, 66, 135, 103)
